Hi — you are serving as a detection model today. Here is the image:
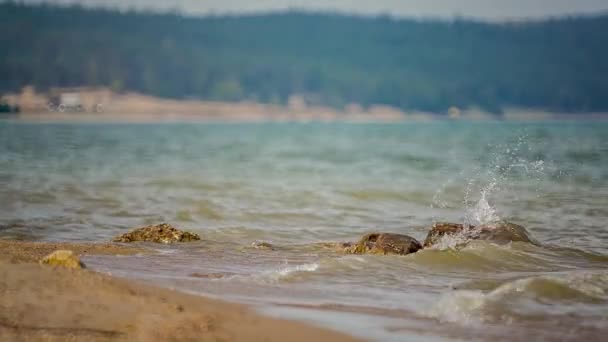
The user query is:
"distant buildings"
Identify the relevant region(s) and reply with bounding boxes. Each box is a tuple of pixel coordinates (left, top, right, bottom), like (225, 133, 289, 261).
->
(1, 86, 112, 113)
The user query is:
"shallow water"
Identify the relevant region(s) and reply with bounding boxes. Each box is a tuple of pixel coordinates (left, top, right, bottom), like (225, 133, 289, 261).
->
(1, 120, 607, 340)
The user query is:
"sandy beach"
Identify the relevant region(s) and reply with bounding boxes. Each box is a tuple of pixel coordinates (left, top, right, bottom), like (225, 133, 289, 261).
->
(0, 239, 361, 342)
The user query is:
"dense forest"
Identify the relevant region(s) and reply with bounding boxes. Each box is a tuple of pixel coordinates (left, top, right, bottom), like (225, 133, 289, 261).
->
(1, 1, 608, 114)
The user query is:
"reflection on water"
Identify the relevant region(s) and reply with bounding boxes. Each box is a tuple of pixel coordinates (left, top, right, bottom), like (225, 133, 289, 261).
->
(1, 120, 607, 340)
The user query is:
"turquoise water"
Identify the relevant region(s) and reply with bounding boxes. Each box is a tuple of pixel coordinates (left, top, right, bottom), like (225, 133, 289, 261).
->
(1, 120, 608, 340)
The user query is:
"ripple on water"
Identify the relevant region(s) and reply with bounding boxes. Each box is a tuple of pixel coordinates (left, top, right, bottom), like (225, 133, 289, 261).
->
(429, 270, 608, 326)
(2, 121, 608, 341)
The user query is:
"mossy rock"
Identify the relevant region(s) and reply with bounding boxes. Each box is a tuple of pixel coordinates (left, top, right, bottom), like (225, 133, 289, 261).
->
(40, 250, 85, 269)
(112, 223, 201, 243)
(423, 220, 537, 247)
(346, 233, 422, 255)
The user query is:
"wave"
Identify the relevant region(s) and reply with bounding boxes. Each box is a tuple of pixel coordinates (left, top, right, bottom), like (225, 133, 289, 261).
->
(408, 241, 608, 274)
(216, 262, 322, 284)
(204, 254, 378, 285)
(428, 270, 608, 325)
(270, 263, 320, 280)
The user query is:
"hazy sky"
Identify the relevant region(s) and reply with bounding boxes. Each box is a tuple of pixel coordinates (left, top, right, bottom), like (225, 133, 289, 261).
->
(26, 0, 608, 20)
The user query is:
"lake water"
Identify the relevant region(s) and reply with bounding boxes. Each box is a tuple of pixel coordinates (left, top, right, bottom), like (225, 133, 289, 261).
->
(1, 120, 607, 340)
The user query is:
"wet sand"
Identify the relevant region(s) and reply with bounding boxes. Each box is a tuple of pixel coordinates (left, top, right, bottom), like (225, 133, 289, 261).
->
(0, 240, 361, 342)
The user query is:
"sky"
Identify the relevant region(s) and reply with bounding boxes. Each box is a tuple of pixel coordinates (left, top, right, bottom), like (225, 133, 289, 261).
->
(24, 0, 608, 20)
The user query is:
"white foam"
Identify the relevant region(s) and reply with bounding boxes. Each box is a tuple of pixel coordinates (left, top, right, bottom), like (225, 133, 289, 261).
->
(252, 262, 321, 283)
(430, 230, 474, 250)
(275, 262, 320, 276)
(427, 290, 486, 324)
(428, 271, 608, 325)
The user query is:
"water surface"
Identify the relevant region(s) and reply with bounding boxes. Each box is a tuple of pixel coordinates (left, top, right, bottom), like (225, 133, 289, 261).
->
(1, 120, 607, 340)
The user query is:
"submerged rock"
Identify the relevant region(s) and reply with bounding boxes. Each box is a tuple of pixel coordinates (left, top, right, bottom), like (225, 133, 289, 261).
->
(112, 223, 200, 243)
(423, 220, 537, 247)
(251, 241, 274, 250)
(40, 250, 85, 269)
(324, 242, 354, 252)
(346, 233, 422, 255)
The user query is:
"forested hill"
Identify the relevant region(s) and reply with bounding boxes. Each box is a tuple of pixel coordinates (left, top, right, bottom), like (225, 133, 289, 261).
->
(1, 2, 608, 114)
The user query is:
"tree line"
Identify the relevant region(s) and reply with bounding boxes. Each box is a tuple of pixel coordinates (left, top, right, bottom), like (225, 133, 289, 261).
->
(1, 1, 607, 114)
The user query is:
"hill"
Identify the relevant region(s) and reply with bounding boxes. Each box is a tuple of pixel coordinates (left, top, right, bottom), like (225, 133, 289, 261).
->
(1, 2, 607, 114)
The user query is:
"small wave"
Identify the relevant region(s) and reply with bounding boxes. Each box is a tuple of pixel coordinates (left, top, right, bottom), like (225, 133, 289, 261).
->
(226, 255, 374, 285)
(275, 263, 320, 277)
(428, 270, 608, 325)
(250, 262, 320, 283)
(409, 240, 608, 275)
(409, 241, 557, 273)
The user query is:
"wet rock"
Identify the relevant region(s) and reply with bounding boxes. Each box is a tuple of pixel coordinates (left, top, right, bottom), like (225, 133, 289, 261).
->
(40, 250, 85, 269)
(325, 242, 354, 252)
(251, 241, 274, 250)
(476, 221, 538, 245)
(423, 220, 537, 247)
(423, 222, 468, 247)
(112, 223, 200, 243)
(346, 233, 422, 255)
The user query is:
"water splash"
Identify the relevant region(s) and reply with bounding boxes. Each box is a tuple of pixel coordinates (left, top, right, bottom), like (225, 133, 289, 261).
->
(257, 262, 320, 283)
(472, 184, 500, 224)
(431, 133, 549, 226)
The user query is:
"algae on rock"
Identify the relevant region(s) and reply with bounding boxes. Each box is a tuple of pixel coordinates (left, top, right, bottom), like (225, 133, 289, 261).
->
(112, 223, 201, 243)
(346, 233, 422, 255)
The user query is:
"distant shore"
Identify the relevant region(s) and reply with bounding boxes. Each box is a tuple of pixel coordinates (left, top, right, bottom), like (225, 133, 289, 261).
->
(0, 239, 360, 342)
(4, 86, 607, 123)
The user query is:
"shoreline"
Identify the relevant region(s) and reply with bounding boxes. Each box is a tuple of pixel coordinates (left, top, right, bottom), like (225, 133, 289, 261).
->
(3, 87, 607, 123)
(0, 239, 361, 342)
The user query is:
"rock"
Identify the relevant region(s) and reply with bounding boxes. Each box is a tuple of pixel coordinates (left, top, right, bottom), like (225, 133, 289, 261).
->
(40, 250, 85, 269)
(251, 241, 274, 250)
(346, 233, 422, 255)
(423, 220, 537, 247)
(325, 242, 354, 252)
(423, 222, 467, 247)
(476, 221, 538, 245)
(112, 223, 200, 243)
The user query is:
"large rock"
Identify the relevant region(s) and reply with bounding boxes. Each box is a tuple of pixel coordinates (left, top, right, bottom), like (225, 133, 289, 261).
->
(113, 223, 200, 243)
(40, 250, 85, 269)
(346, 233, 422, 255)
(423, 220, 537, 247)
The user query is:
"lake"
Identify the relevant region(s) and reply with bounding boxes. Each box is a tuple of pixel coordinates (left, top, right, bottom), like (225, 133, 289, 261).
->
(1, 120, 607, 340)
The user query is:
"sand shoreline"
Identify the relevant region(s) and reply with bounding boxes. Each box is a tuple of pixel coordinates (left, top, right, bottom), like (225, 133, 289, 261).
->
(3, 87, 608, 123)
(0, 239, 361, 342)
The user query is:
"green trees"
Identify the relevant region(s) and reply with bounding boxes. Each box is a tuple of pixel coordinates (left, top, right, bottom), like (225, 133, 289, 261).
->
(1, 2, 607, 114)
